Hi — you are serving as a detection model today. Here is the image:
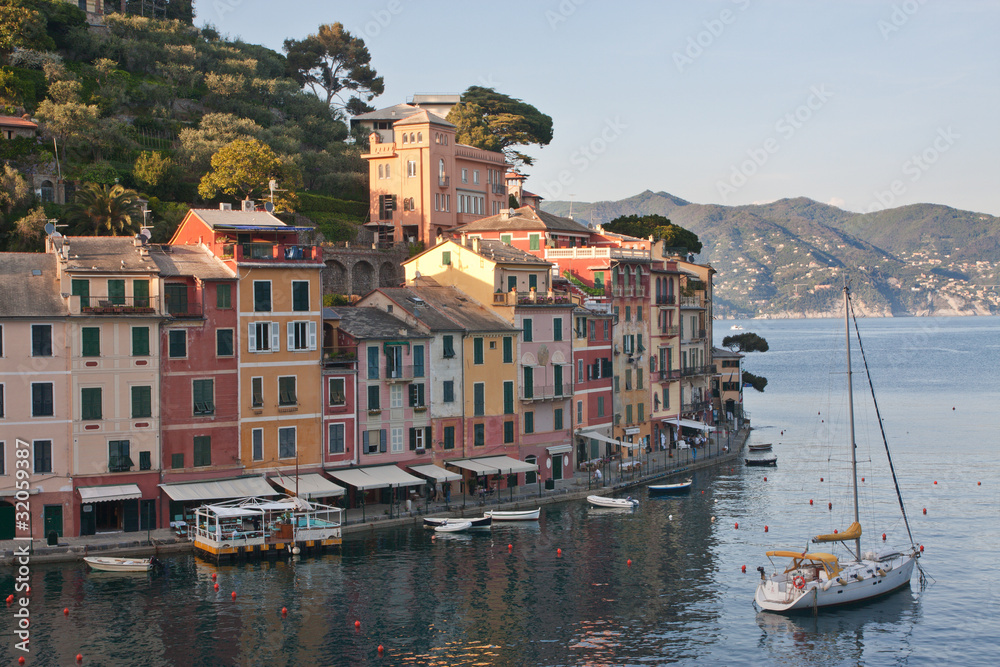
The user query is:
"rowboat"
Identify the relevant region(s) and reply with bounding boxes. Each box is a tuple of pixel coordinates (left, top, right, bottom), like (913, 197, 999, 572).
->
(748, 443, 773, 452)
(648, 480, 692, 496)
(83, 556, 159, 573)
(485, 508, 540, 521)
(434, 520, 472, 533)
(587, 495, 638, 509)
(745, 456, 778, 467)
(424, 516, 492, 530)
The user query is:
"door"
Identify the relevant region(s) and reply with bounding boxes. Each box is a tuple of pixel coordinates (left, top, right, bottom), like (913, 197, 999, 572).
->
(552, 453, 563, 480)
(43, 505, 63, 538)
(79, 504, 96, 536)
(507, 275, 517, 292)
(123, 499, 139, 533)
(0, 501, 14, 540)
(139, 500, 156, 531)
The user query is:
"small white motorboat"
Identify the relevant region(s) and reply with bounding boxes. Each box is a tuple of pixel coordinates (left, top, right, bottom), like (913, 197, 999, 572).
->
(749, 443, 773, 452)
(434, 520, 472, 533)
(587, 495, 638, 509)
(648, 480, 692, 496)
(424, 516, 492, 530)
(83, 556, 159, 573)
(731, 325, 744, 330)
(485, 508, 540, 521)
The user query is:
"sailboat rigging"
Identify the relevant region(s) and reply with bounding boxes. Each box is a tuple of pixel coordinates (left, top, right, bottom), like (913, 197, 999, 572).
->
(753, 283, 921, 612)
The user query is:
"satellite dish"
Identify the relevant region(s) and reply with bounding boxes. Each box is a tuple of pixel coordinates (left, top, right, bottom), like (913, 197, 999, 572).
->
(264, 201, 275, 213)
(140, 228, 152, 240)
(44, 222, 55, 235)
(51, 231, 62, 239)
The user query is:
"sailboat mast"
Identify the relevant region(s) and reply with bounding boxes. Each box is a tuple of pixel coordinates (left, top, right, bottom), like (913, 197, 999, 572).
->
(844, 284, 861, 561)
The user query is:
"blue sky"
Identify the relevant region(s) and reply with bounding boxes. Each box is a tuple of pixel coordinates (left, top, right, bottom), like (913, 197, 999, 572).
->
(194, 0, 999, 215)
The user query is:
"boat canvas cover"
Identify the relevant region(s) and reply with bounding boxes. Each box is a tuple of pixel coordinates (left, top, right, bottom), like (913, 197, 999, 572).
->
(78, 484, 142, 503)
(409, 464, 462, 482)
(159, 477, 277, 502)
(474, 455, 539, 474)
(814, 521, 862, 543)
(447, 459, 500, 475)
(273, 473, 345, 499)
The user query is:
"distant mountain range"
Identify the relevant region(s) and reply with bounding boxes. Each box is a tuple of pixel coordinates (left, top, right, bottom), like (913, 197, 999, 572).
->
(542, 191, 1000, 318)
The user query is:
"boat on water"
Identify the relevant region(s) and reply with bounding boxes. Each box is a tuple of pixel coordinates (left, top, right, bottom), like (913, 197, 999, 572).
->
(587, 495, 638, 509)
(754, 284, 921, 613)
(731, 324, 744, 330)
(424, 516, 492, 530)
(648, 480, 692, 496)
(745, 456, 778, 467)
(485, 508, 540, 521)
(434, 520, 472, 533)
(84, 556, 160, 573)
(748, 443, 773, 452)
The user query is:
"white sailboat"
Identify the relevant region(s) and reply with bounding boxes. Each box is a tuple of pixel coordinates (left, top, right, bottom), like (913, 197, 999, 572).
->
(754, 284, 922, 612)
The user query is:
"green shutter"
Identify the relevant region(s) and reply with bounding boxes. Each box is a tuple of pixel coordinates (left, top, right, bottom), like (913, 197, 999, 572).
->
(132, 327, 149, 356)
(473, 338, 484, 364)
(503, 381, 514, 414)
(82, 327, 100, 357)
(523, 366, 533, 399)
(72, 279, 89, 308)
(133, 280, 149, 308)
(502, 336, 513, 363)
(81, 387, 101, 420)
(554, 365, 563, 395)
(503, 420, 514, 443)
(529, 234, 539, 250)
(131, 386, 151, 418)
(193, 436, 211, 467)
(108, 279, 125, 305)
(523, 319, 532, 342)
(216, 283, 232, 309)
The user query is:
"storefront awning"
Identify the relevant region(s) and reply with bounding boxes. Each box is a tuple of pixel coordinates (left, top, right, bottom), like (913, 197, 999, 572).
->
(367, 465, 424, 487)
(447, 459, 500, 475)
(408, 464, 462, 482)
(204, 505, 264, 518)
(581, 431, 643, 448)
(474, 455, 539, 474)
(272, 473, 345, 499)
(328, 465, 424, 490)
(159, 477, 278, 502)
(327, 468, 386, 490)
(546, 444, 573, 455)
(666, 418, 713, 432)
(78, 484, 142, 503)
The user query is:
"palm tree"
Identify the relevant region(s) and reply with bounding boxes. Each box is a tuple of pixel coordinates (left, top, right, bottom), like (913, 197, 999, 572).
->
(65, 183, 144, 236)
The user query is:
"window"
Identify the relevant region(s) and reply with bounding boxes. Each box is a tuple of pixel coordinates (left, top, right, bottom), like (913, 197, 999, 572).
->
(604, 320, 609, 338)
(597, 395, 605, 417)
(329, 424, 345, 454)
(442, 251, 451, 266)
(504, 420, 514, 444)
(523, 318, 533, 342)
(553, 317, 563, 341)
(500, 234, 512, 245)
(625, 369, 632, 390)
(81, 387, 102, 420)
(408, 383, 425, 407)
(278, 376, 297, 406)
(106, 440, 132, 472)
(529, 274, 537, 291)
(551, 364, 563, 395)
(473, 337, 484, 364)
(444, 425, 455, 449)
(172, 453, 184, 469)
(503, 381, 514, 414)
(577, 359, 584, 383)
(638, 403, 645, 423)
(168, 330, 186, 358)
(287, 280, 310, 311)
(32, 383, 54, 417)
(81, 327, 100, 357)
(390, 384, 403, 408)
(391, 427, 404, 453)
(461, 168, 468, 183)
(386, 345, 404, 378)
(249, 321, 278, 352)
(367, 385, 380, 411)
(473, 169, 480, 184)
(364, 429, 386, 454)
(442, 335, 455, 358)
(278, 427, 296, 458)
(254, 281, 271, 312)
(193, 436, 211, 467)
(625, 306, 631, 322)
(216, 329, 234, 357)
(33, 440, 52, 474)
(0, 385, 3, 418)
(193, 379, 214, 415)
(72, 279, 90, 308)
(329, 378, 346, 406)
(637, 369, 644, 390)
(407, 160, 417, 177)
(524, 411, 534, 434)
(577, 400, 583, 424)
(368, 346, 379, 379)
(529, 234, 540, 251)
(140, 450, 151, 471)
(131, 386, 151, 419)
(554, 408, 564, 431)
(252, 428, 263, 461)
(507, 275, 517, 292)
(413, 344, 424, 377)
(523, 366, 533, 399)
(626, 404, 633, 424)
(474, 423, 485, 447)
(105, 279, 125, 306)
(503, 336, 513, 363)
(287, 321, 316, 351)
(473, 383, 485, 416)
(164, 284, 188, 315)
(217, 283, 232, 309)
(378, 164, 384, 179)
(443, 380, 455, 403)
(251, 377, 263, 408)
(132, 327, 149, 356)
(410, 426, 431, 450)
(637, 306, 643, 322)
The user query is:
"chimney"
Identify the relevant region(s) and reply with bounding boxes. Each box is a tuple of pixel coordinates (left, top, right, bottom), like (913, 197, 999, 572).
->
(460, 232, 468, 247)
(501, 209, 509, 220)
(472, 237, 480, 253)
(62, 238, 70, 260)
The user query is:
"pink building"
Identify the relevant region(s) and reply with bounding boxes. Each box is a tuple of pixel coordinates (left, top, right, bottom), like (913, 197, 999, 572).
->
(321, 308, 357, 469)
(571, 308, 615, 462)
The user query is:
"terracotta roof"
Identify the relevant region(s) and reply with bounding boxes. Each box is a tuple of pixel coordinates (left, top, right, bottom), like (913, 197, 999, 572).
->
(188, 209, 286, 229)
(334, 306, 430, 340)
(381, 286, 516, 333)
(521, 189, 543, 200)
(148, 244, 235, 280)
(0, 116, 37, 129)
(60, 237, 160, 273)
(0, 253, 67, 317)
(454, 206, 591, 235)
(466, 238, 551, 266)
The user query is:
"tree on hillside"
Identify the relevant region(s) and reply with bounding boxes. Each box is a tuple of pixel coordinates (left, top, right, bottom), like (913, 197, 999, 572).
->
(0, 2, 52, 54)
(0, 164, 32, 214)
(198, 137, 299, 210)
(446, 86, 553, 168)
(178, 113, 264, 174)
(604, 214, 702, 254)
(65, 183, 144, 236)
(283, 23, 384, 116)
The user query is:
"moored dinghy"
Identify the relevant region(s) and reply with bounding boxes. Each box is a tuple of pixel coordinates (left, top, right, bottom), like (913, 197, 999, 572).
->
(424, 516, 492, 530)
(485, 508, 540, 521)
(648, 479, 692, 496)
(84, 556, 160, 573)
(434, 520, 472, 533)
(748, 443, 773, 452)
(745, 456, 777, 467)
(587, 495, 638, 509)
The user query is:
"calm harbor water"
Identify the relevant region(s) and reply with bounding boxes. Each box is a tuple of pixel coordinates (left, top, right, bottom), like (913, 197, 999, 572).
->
(2, 316, 998, 666)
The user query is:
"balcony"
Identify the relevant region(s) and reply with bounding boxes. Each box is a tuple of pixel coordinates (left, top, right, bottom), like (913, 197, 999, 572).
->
(680, 296, 705, 308)
(491, 183, 505, 195)
(385, 365, 424, 382)
(682, 400, 711, 414)
(164, 285, 204, 319)
(520, 384, 572, 402)
(78, 295, 158, 316)
(658, 368, 681, 382)
(108, 455, 134, 473)
(679, 364, 716, 377)
(493, 290, 573, 307)
(658, 325, 679, 337)
(656, 294, 676, 305)
(438, 175, 450, 187)
(544, 247, 650, 261)
(322, 347, 358, 368)
(220, 243, 320, 263)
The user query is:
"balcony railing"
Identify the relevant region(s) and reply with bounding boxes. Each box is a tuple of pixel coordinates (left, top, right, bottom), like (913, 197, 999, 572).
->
(658, 325, 679, 337)
(680, 296, 705, 308)
(679, 364, 716, 377)
(493, 290, 573, 307)
(109, 455, 134, 473)
(438, 175, 450, 187)
(491, 183, 505, 195)
(655, 294, 676, 305)
(544, 247, 650, 261)
(658, 369, 681, 381)
(79, 295, 158, 315)
(385, 365, 424, 382)
(520, 384, 572, 401)
(164, 285, 204, 318)
(221, 243, 320, 262)
(682, 400, 711, 414)
(322, 347, 358, 368)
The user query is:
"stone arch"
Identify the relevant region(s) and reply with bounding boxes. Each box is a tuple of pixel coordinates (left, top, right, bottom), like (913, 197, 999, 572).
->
(379, 261, 398, 288)
(324, 260, 347, 295)
(40, 180, 55, 203)
(352, 260, 375, 295)
(550, 350, 567, 365)
(521, 352, 537, 366)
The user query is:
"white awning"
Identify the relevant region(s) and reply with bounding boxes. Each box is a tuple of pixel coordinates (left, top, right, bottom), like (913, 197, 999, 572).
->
(667, 418, 713, 432)
(473, 455, 539, 474)
(447, 459, 499, 475)
(366, 465, 424, 487)
(328, 466, 423, 490)
(546, 444, 573, 455)
(582, 431, 641, 448)
(272, 473, 345, 499)
(78, 484, 142, 503)
(408, 464, 462, 482)
(159, 477, 278, 502)
(204, 505, 264, 518)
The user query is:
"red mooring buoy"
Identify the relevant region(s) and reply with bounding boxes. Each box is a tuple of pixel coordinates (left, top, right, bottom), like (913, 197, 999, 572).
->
(213, 583, 219, 591)
(355, 620, 361, 629)
(742, 565, 747, 573)
(281, 607, 288, 616)
(378, 645, 384, 654)
(923, 508, 927, 514)
(828, 502, 833, 510)
(882, 533, 887, 541)
(557, 548, 562, 556)
(735, 523, 739, 529)
(76, 655, 83, 663)
(810, 499, 813, 505)
(627, 559, 632, 566)
(764, 526, 769, 532)
(231, 592, 236, 600)
(64, 608, 69, 616)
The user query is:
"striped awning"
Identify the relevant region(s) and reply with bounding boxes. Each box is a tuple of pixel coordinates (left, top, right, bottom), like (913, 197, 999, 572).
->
(78, 484, 142, 504)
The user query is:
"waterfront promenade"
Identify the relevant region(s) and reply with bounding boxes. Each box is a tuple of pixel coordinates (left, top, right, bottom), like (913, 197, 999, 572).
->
(1, 426, 749, 565)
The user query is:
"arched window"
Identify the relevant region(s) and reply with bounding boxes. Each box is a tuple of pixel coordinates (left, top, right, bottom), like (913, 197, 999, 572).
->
(439, 159, 445, 178)
(417, 132, 422, 143)
(378, 164, 384, 179)
(40, 180, 55, 203)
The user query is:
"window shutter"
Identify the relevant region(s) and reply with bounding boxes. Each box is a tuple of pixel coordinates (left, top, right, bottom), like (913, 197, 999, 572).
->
(409, 428, 416, 450)
(248, 323, 256, 351)
(425, 426, 432, 448)
(287, 322, 295, 350)
(379, 430, 387, 453)
(308, 321, 317, 350)
(271, 322, 279, 351)
(362, 431, 369, 451)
